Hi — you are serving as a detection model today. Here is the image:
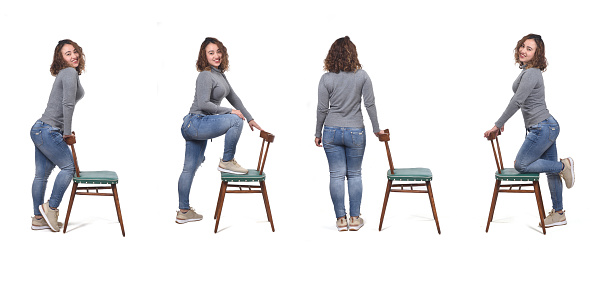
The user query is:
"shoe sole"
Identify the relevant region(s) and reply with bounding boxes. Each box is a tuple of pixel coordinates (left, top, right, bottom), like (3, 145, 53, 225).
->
(175, 218, 202, 224)
(31, 223, 64, 230)
(566, 157, 574, 188)
(349, 224, 364, 231)
(38, 204, 59, 232)
(540, 220, 567, 228)
(337, 226, 348, 232)
(31, 225, 49, 230)
(217, 166, 248, 175)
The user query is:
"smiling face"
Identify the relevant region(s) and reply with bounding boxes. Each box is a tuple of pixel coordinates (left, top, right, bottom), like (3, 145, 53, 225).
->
(61, 44, 80, 68)
(518, 39, 537, 64)
(205, 43, 222, 68)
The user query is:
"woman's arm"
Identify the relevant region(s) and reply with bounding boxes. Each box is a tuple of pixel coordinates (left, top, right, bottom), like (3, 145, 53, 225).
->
(494, 69, 540, 129)
(361, 71, 381, 134)
(315, 75, 329, 139)
(61, 68, 79, 138)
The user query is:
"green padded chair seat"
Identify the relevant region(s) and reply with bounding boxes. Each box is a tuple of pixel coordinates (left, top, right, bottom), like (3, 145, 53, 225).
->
(495, 168, 539, 181)
(387, 168, 432, 181)
(74, 171, 119, 184)
(221, 170, 265, 182)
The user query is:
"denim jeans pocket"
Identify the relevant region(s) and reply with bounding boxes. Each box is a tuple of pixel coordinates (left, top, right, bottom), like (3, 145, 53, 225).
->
(526, 124, 542, 142)
(350, 130, 365, 147)
(323, 128, 336, 144)
(50, 130, 65, 145)
(31, 129, 44, 146)
(548, 125, 559, 142)
(181, 116, 190, 130)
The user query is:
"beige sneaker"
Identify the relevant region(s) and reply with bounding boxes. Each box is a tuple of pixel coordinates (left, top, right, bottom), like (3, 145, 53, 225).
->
(349, 216, 364, 231)
(560, 157, 575, 188)
(336, 217, 348, 232)
(218, 158, 248, 175)
(39, 202, 60, 232)
(176, 207, 203, 224)
(539, 209, 567, 228)
(31, 217, 63, 230)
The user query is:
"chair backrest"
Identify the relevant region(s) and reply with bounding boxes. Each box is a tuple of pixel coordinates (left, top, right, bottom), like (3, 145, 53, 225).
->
(486, 131, 504, 174)
(256, 131, 275, 175)
(68, 132, 81, 177)
(377, 129, 395, 175)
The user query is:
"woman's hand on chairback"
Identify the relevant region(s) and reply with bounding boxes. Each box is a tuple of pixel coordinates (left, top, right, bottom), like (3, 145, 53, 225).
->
(63, 134, 76, 145)
(315, 137, 322, 147)
(231, 109, 245, 120)
(248, 120, 262, 131)
(375, 130, 385, 137)
(484, 125, 504, 138)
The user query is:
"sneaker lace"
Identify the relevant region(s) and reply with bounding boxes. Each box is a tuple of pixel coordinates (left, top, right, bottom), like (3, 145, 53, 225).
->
(231, 159, 241, 166)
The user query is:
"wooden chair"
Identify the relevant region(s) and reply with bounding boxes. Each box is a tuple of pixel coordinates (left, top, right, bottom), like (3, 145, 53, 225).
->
(378, 129, 441, 234)
(63, 133, 125, 236)
(485, 131, 546, 234)
(214, 130, 275, 233)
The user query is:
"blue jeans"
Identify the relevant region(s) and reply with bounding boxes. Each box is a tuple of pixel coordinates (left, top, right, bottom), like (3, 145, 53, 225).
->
(514, 116, 564, 211)
(322, 126, 366, 218)
(30, 120, 75, 215)
(177, 113, 244, 209)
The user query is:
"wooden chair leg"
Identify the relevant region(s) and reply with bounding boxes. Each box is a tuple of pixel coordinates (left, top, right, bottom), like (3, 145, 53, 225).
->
(379, 180, 393, 231)
(260, 181, 275, 232)
(214, 181, 228, 233)
(533, 181, 546, 235)
(214, 181, 226, 220)
(63, 182, 79, 233)
(426, 181, 441, 235)
(486, 180, 501, 233)
(111, 184, 126, 237)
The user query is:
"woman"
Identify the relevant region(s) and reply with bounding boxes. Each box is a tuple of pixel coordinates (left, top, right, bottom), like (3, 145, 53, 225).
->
(31, 39, 85, 232)
(176, 37, 262, 224)
(484, 34, 575, 228)
(315, 36, 383, 231)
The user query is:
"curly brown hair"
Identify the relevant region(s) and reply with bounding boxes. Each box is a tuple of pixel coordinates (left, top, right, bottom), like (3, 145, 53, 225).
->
(50, 39, 85, 76)
(196, 37, 229, 72)
(514, 34, 547, 72)
(323, 36, 362, 73)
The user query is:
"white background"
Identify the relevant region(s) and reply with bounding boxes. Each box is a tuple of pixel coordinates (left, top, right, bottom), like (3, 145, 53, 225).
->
(1, 0, 607, 282)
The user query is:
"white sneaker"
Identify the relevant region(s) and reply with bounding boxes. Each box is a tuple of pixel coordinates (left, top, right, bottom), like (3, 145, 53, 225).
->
(560, 157, 575, 188)
(218, 158, 248, 175)
(39, 202, 60, 232)
(176, 207, 203, 224)
(336, 217, 348, 232)
(31, 217, 63, 230)
(349, 216, 364, 231)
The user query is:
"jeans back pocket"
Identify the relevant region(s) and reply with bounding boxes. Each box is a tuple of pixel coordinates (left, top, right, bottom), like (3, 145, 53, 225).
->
(31, 129, 43, 147)
(350, 130, 365, 147)
(548, 125, 559, 142)
(323, 128, 336, 145)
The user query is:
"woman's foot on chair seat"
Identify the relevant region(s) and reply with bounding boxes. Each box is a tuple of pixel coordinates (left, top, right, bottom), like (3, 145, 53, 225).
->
(176, 207, 203, 224)
(349, 216, 364, 231)
(560, 157, 575, 188)
(218, 158, 248, 175)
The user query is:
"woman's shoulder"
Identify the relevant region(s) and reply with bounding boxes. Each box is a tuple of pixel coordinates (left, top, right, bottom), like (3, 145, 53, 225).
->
(522, 67, 542, 76)
(57, 67, 78, 77)
(197, 70, 215, 80)
(56, 68, 78, 82)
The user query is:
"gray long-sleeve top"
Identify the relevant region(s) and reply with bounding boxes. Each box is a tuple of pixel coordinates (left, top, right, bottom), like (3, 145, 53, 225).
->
(495, 67, 551, 129)
(315, 69, 380, 137)
(189, 67, 253, 122)
(40, 68, 84, 135)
